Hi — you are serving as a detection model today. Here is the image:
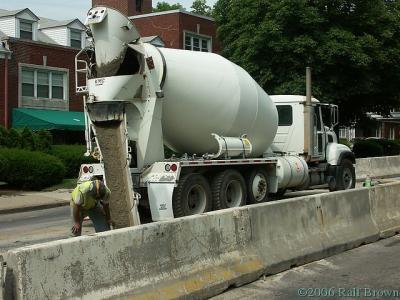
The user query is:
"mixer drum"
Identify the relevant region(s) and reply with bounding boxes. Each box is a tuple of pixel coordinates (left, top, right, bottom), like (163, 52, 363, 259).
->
(145, 44, 279, 157)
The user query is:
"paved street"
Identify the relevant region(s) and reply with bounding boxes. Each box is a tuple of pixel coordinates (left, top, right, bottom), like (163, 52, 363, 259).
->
(212, 235, 400, 300)
(0, 206, 95, 253)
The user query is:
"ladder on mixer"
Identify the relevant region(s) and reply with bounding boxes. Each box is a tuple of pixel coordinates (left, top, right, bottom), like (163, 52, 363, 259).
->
(75, 47, 90, 94)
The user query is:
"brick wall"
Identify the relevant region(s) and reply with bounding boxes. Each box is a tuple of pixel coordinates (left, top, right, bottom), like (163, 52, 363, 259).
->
(92, 0, 152, 16)
(132, 13, 180, 48)
(7, 39, 84, 116)
(180, 13, 220, 53)
(132, 12, 220, 52)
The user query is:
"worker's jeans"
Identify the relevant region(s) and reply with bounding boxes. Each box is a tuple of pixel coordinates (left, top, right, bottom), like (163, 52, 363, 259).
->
(71, 203, 110, 237)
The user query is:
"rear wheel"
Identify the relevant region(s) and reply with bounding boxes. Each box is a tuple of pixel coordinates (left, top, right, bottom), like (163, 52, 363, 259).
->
(245, 168, 269, 204)
(335, 159, 356, 190)
(212, 169, 247, 210)
(172, 173, 212, 217)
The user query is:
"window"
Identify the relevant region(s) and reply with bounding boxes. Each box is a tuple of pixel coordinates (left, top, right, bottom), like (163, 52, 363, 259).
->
(52, 73, 64, 99)
(70, 30, 82, 48)
(21, 68, 67, 100)
(22, 70, 34, 97)
(20, 20, 33, 40)
(37, 71, 49, 98)
(389, 127, 395, 140)
(184, 33, 211, 52)
(136, 0, 142, 12)
(276, 105, 293, 126)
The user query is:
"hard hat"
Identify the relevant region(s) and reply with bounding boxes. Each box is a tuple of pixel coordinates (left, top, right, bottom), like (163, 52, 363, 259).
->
(90, 179, 107, 199)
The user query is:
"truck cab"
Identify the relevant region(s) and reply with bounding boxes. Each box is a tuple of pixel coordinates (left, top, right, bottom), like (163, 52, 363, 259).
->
(270, 95, 355, 191)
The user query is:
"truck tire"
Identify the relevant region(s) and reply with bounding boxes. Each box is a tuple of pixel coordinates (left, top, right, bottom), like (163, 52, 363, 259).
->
(172, 173, 212, 217)
(335, 159, 356, 190)
(245, 168, 269, 204)
(212, 169, 247, 210)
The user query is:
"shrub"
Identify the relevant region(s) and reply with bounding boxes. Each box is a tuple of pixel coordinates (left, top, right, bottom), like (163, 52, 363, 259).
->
(370, 139, 400, 156)
(0, 126, 7, 148)
(0, 148, 65, 190)
(0, 152, 9, 175)
(353, 140, 384, 158)
(20, 127, 36, 151)
(6, 129, 22, 148)
(34, 129, 53, 152)
(0, 127, 53, 152)
(49, 145, 97, 178)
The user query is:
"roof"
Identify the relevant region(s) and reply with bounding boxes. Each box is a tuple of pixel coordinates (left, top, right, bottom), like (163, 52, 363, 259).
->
(270, 95, 320, 104)
(129, 9, 215, 22)
(0, 8, 85, 47)
(0, 29, 6, 39)
(0, 44, 10, 53)
(0, 8, 85, 30)
(12, 108, 85, 131)
(141, 35, 165, 47)
(36, 30, 57, 44)
(0, 8, 39, 20)
(0, 8, 25, 18)
(38, 17, 85, 30)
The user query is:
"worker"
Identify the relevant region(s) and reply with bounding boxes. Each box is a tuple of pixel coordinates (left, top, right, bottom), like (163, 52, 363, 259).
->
(70, 178, 112, 237)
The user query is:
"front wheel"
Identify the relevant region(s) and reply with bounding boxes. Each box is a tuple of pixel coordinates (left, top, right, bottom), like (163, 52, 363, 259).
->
(172, 173, 212, 217)
(334, 159, 356, 190)
(245, 168, 269, 204)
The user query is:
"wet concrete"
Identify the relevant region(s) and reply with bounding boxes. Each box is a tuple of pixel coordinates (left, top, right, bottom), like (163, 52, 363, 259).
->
(94, 122, 133, 228)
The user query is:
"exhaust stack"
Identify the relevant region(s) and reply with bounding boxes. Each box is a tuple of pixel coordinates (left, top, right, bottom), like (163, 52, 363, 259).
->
(303, 67, 314, 161)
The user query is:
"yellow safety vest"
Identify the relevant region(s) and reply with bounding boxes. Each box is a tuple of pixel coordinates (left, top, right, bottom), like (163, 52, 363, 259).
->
(71, 181, 98, 210)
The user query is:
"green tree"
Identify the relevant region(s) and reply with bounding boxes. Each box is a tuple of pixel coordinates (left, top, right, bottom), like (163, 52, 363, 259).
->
(153, 1, 183, 12)
(213, 0, 400, 124)
(191, 0, 212, 16)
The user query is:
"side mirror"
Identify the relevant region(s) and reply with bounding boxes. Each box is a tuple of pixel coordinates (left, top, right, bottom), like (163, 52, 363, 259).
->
(330, 105, 339, 128)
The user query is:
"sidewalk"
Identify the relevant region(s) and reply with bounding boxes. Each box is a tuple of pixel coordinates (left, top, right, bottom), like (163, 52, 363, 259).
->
(0, 189, 71, 215)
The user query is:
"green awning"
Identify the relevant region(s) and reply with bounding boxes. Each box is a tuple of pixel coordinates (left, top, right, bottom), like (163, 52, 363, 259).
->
(12, 108, 85, 131)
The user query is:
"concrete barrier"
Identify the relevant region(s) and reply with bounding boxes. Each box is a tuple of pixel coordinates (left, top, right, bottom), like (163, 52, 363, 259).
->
(249, 188, 379, 276)
(370, 182, 400, 238)
(3, 182, 400, 299)
(0, 256, 3, 300)
(4, 210, 262, 300)
(356, 155, 400, 180)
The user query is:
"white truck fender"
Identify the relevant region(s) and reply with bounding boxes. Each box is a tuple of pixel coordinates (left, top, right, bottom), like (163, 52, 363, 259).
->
(326, 143, 355, 166)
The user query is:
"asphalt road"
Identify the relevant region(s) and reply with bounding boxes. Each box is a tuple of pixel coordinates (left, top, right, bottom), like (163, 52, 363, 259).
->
(212, 235, 400, 300)
(0, 206, 95, 253)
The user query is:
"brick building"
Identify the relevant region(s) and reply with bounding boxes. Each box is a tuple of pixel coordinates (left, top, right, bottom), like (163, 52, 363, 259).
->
(0, 8, 86, 130)
(0, 1, 220, 131)
(131, 10, 220, 52)
(92, 0, 220, 52)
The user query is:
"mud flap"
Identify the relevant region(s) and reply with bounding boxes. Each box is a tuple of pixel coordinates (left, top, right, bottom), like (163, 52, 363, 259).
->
(148, 182, 174, 221)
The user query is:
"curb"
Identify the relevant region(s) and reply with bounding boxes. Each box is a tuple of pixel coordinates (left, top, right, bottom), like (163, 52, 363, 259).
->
(0, 202, 70, 215)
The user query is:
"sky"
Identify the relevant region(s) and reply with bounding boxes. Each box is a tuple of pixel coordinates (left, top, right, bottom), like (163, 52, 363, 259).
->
(0, 0, 217, 21)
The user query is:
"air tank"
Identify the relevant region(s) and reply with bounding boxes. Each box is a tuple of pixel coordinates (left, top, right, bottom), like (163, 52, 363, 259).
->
(86, 6, 278, 158)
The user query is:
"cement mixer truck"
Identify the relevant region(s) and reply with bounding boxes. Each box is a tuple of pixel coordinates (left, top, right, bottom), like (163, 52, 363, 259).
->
(75, 7, 355, 226)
